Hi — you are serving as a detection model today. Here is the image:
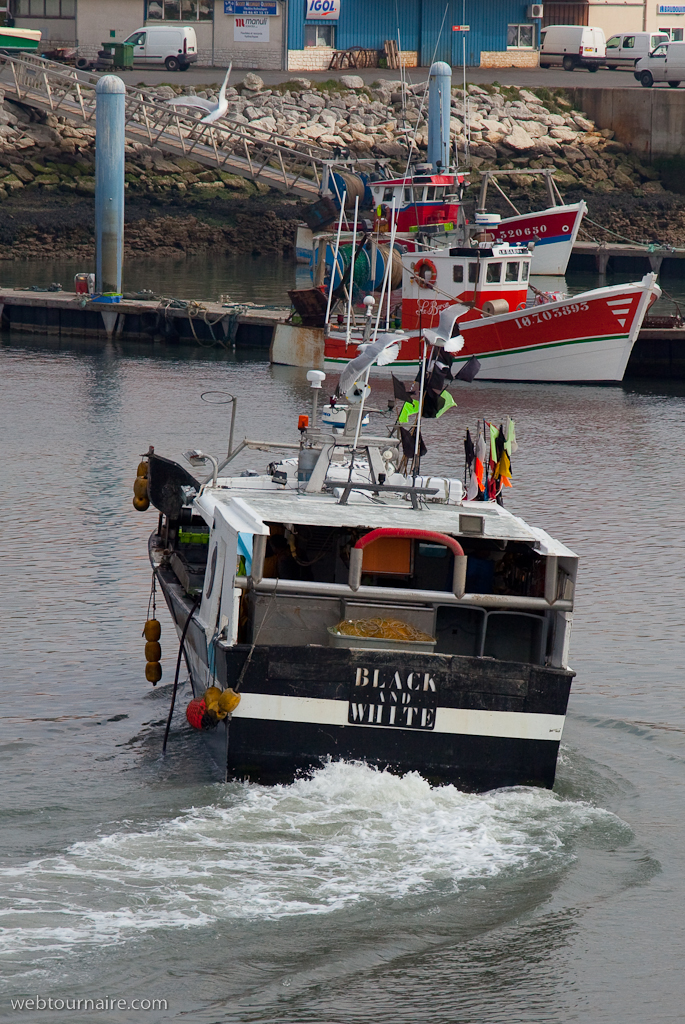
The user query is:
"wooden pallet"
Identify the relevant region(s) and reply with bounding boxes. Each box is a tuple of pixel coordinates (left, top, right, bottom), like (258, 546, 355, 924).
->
(384, 39, 400, 69)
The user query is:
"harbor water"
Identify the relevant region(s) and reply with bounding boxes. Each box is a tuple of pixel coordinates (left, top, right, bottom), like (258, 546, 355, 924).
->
(1, 256, 685, 1023)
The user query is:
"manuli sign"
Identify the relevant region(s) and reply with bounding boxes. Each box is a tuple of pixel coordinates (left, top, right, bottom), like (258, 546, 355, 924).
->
(306, 0, 341, 18)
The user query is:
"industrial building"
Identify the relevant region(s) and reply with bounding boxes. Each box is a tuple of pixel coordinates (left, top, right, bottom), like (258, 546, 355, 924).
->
(3, 0, 682, 69)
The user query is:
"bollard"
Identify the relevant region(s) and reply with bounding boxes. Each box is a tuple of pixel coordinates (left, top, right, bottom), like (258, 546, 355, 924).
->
(427, 61, 452, 174)
(95, 75, 126, 296)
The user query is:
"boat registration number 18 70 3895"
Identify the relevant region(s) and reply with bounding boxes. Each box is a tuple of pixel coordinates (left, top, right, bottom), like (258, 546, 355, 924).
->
(348, 666, 437, 731)
(515, 301, 589, 329)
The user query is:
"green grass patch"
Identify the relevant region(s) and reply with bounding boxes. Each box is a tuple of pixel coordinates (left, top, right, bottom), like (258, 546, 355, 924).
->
(270, 79, 314, 94)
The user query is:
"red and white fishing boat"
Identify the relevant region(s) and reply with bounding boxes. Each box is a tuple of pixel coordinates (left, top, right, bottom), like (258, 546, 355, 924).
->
(367, 172, 586, 276)
(322, 242, 660, 383)
(304, 166, 586, 277)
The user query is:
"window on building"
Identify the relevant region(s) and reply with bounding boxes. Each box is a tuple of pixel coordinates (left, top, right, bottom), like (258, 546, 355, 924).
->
(507, 24, 534, 48)
(145, 0, 213, 21)
(506, 262, 519, 282)
(486, 262, 503, 283)
(659, 27, 683, 41)
(304, 23, 335, 47)
(15, 0, 75, 15)
(453, 265, 464, 283)
(468, 263, 479, 284)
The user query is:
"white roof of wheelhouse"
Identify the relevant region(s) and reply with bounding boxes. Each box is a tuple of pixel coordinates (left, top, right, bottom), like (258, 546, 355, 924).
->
(194, 480, 576, 556)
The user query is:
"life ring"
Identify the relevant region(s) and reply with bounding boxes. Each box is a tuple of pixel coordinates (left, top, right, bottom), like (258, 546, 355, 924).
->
(413, 258, 437, 288)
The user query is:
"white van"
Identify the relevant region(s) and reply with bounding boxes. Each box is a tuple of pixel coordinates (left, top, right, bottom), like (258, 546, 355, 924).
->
(605, 32, 668, 69)
(539, 25, 606, 72)
(635, 40, 685, 87)
(122, 26, 198, 71)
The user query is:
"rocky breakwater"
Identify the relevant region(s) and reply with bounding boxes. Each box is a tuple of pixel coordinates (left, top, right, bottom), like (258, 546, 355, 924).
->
(1, 73, 684, 257)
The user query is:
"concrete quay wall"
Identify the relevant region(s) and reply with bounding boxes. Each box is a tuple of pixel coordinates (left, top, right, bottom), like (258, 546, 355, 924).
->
(569, 87, 685, 163)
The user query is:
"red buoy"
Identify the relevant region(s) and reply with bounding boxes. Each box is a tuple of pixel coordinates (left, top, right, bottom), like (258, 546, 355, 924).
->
(186, 698, 206, 730)
(186, 698, 220, 731)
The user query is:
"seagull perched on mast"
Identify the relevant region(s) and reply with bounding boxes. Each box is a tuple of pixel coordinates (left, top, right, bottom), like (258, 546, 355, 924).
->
(165, 63, 232, 124)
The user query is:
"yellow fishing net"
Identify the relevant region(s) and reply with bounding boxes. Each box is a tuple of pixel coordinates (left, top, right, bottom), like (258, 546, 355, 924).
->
(334, 617, 435, 642)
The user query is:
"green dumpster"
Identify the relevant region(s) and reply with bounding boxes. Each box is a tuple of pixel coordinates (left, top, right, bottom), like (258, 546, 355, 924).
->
(100, 41, 133, 69)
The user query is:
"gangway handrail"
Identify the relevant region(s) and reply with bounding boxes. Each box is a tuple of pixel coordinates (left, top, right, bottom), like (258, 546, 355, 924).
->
(0, 51, 330, 196)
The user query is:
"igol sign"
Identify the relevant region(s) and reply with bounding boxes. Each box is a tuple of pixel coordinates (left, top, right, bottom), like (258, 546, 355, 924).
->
(306, 0, 341, 19)
(348, 666, 438, 730)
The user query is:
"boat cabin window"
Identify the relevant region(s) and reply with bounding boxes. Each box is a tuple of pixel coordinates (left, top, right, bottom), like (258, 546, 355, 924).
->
(521, 262, 530, 281)
(404, 187, 412, 202)
(453, 265, 464, 283)
(505, 261, 519, 282)
(421, 187, 429, 201)
(383, 187, 395, 201)
(434, 186, 445, 199)
(468, 263, 479, 284)
(486, 262, 503, 283)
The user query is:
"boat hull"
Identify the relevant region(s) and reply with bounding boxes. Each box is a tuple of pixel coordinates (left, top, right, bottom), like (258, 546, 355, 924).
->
(0, 28, 41, 51)
(494, 203, 587, 276)
(220, 645, 572, 790)
(454, 275, 658, 382)
(158, 575, 573, 792)
(323, 274, 660, 383)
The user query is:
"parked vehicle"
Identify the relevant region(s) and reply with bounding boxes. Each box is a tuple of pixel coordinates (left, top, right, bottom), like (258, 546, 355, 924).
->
(605, 31, 668, 69)
(0, 26, 41, 52)
(539, 25, 606, 72)
(122, 25, 197, 71)
(635, 40, 685, 87)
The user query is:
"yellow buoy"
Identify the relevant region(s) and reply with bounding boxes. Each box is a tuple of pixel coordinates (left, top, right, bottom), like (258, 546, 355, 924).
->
(144, 619, 161, 642)
(145, 661, 162, 684)
(217, 688, 241, 715)
(133, 495, 150, 512)
(133, 476, 149, 500)
(145, 640, 162, 663)
(137, 461, 149, 478)
(204, 686, 222, 709)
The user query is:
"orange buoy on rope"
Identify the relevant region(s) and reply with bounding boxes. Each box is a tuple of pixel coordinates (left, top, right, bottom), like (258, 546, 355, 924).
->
(144, 619, 161, 642)
(145, 661, 162, 684)
(145, 640, 161, 663)
(132, 456, 150, 512)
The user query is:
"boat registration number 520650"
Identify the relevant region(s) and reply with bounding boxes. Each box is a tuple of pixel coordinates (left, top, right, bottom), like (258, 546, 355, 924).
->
(348, 667, 438, 730)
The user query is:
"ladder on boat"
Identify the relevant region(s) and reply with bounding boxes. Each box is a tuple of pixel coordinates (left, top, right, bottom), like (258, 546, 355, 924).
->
(0, 52, 325, 198)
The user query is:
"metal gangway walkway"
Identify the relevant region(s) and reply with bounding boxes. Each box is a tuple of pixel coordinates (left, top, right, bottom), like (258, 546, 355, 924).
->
(0, 52, 325, 198)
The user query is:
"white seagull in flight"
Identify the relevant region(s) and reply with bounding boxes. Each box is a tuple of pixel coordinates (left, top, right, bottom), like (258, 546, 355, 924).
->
(165, 63, 232, 124)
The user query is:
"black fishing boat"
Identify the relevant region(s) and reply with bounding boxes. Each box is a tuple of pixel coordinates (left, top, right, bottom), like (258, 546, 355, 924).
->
(136, 342, 577, 791)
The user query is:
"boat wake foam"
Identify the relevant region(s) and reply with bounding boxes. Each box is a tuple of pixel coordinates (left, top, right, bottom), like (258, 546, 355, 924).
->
(0, 760, 628, 955)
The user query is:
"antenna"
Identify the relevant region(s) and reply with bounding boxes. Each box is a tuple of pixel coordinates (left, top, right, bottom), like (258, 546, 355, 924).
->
(324, 189, 347, 330)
